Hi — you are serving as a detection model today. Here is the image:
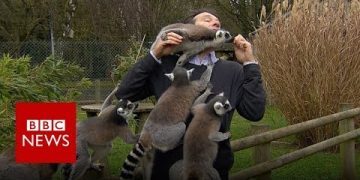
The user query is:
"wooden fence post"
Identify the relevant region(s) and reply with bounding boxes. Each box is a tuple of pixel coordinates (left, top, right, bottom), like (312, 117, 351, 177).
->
(95, 79, 101, 104)
(251, 123, 271, 180)
(339, 103, 356, 180)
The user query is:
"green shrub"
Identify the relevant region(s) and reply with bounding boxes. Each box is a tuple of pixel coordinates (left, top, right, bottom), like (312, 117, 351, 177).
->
(110, 36, 157, 104)
(112, 36, 149, 82)
(0, 54, 91, 151)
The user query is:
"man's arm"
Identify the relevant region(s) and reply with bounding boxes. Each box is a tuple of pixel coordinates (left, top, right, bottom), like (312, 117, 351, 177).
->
(115, 32, 184, 101)
(114, 53, 161, 102)
(235, 64, 266, 121)
(233, 34, 266, 121)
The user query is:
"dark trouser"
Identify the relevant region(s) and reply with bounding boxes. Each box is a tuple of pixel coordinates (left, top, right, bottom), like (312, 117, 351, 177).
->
(150, 145, 231, 180)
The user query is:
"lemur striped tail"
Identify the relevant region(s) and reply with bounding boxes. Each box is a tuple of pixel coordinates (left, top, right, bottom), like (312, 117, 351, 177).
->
(120, 143, 145, 179)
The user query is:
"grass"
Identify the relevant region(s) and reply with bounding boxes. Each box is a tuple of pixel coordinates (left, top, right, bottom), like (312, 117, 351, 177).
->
(3, 104, 360, 179)
(230, 106, 360, 179)
(51, 105, 360, 179)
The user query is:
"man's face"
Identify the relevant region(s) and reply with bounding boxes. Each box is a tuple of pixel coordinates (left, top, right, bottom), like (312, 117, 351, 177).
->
(193, 12, 221, 31)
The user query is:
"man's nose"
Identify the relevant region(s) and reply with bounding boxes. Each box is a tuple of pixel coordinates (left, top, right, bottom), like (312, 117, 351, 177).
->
(212, 21, 220, 29)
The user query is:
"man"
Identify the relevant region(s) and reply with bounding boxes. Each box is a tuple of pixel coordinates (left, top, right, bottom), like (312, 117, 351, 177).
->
(115, 8, 266, 180)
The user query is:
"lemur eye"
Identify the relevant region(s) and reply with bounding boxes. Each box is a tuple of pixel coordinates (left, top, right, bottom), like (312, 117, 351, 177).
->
(225, 33, 230, 39)
(127, 104, 134, 109)
(224, 103, 229, 109)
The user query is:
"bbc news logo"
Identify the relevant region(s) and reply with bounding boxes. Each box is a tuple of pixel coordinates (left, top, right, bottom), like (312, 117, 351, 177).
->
(23, 120, 69, 147)
(16, 102, 76, 163)
(27, 119, 65, 131)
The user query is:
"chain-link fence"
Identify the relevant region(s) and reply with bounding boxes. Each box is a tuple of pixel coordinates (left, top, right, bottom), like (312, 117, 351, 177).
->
(0, 40, 235, 104)
(0, 40, 135, 104)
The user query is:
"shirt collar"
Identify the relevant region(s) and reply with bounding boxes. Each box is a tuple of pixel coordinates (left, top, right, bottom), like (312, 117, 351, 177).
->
(188, 51, 218, 66)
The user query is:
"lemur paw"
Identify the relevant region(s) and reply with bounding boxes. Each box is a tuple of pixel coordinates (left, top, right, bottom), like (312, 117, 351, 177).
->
(130, 134, 141, 144)
(224, 132, 231, 139)
(161, 29, 188, 41)
(160, 32, 168, 41)
(90, 163, 105, 172)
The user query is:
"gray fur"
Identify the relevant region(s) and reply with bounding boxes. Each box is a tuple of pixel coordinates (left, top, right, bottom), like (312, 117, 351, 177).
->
(193, 83, 213, 106)
(120, 65, 213, 180)
(141, 65, 212, 151)
(169, 160, 184, 180)
(169, 94, 232, 180)
(67, 99, 139, 180)
(0, 147, 58, 180)
(151, 23, 233, 67)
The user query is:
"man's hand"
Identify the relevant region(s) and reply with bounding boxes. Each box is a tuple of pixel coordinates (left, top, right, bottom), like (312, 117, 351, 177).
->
(233, 34, 256, 63)
(151, 32, 183, 59)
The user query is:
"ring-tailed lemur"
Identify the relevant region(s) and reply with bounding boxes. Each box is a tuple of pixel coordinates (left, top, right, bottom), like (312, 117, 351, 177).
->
(120, 64, 213, 180)
(169, 93, 232, 180)
(151, 23, 233, 67)
(63, 99, 139, 180)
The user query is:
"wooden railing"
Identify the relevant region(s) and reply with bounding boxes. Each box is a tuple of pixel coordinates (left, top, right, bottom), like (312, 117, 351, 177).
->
(230, 104, 360, 180)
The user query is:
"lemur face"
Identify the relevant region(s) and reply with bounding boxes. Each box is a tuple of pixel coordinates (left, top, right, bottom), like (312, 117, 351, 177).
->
(215, 30, 233, 43)
(116, 99, 138, 123)
(212, 93, 232, 116)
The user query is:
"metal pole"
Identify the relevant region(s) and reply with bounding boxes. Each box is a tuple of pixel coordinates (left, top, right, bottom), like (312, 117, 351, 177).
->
(48, 0, 55, 56)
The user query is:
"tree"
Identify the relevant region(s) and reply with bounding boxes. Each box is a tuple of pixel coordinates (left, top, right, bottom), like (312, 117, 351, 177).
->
(212, 0, 296, 37)
(0, 0, 51, 42)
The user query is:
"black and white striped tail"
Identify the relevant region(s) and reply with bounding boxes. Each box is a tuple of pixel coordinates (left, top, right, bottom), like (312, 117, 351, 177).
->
(120, 143, 145, 179)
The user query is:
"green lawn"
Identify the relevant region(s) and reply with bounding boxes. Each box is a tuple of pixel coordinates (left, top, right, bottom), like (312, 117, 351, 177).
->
(230, 106, 360, 179)
(55, 105, 360, 179)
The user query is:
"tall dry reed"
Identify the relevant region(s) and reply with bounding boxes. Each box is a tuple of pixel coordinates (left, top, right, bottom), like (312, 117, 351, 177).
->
(253, 0, 360, 148)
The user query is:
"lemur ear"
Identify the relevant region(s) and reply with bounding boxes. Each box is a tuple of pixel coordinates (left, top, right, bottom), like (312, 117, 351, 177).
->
(127, 100, 139, 110)
(165, 73, 174, 81)
(218, 92, 224, 96)
(186, 68, 194, 78)
(224, 100, 232, 110)
(187, 68, 195, 73)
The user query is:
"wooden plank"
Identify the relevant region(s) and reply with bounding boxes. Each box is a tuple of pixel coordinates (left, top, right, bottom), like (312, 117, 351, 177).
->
(231, 107, 360, 151)
(81, 103, 154, 116)
(339, 103, 356, 180)
(251, 123, 271, 180)
(230, 128, 360, 180)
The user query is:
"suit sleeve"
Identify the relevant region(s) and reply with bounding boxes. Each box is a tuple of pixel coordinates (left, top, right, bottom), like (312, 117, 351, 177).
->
(115, 53, 161, 102)
(235, 64, 266, 121)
